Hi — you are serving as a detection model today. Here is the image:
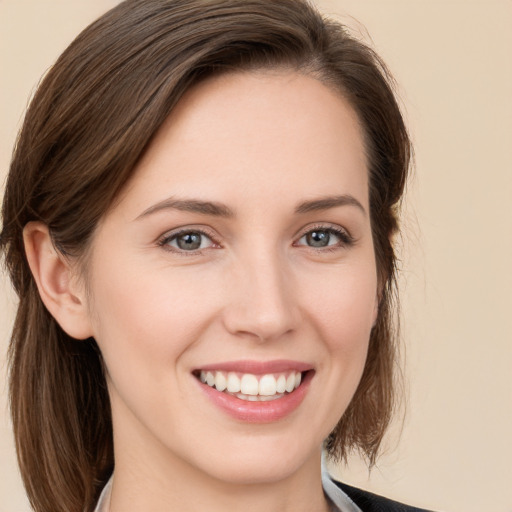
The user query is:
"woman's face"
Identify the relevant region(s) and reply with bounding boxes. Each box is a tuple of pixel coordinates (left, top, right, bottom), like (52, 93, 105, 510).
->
(82, 71, 378, 484)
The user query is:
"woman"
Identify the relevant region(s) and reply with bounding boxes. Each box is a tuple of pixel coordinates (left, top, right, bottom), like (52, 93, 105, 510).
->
(0, 1, 432, 511)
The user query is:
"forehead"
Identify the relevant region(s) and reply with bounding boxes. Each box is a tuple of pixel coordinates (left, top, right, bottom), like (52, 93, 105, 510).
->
(118, 70, 368, 215)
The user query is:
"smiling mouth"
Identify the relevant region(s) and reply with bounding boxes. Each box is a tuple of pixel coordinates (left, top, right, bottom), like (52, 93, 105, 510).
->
(194, 370, 306, 402)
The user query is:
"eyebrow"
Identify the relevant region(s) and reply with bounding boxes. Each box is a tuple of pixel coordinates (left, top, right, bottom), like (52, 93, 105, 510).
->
(135, 197, 235, 220)
(136, 193, 366, 221)
(295, 195, 366, 216)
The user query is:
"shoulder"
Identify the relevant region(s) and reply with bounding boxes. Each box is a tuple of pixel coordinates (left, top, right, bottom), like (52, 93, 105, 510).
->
(332, 479, 438, 512)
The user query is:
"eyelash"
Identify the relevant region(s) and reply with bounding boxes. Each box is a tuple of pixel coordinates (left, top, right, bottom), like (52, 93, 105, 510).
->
(294, 224, 355, 251)
(157, 227, 220, 256)
(157, 224, 354, 255)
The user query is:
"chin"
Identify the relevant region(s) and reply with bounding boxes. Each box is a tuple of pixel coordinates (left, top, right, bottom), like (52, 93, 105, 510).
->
(203, 455, 307, 486)
(182, 431, 322, 486)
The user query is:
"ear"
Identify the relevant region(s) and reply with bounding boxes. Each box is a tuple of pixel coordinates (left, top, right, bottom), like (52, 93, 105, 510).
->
(23, 221, 93, 340)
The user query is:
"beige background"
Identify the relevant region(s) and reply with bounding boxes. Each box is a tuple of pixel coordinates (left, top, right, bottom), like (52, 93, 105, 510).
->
(1, 1, 511, 511)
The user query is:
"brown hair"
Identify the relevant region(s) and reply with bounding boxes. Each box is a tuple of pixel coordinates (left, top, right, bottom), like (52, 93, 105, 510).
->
(0, 1, 411, 510)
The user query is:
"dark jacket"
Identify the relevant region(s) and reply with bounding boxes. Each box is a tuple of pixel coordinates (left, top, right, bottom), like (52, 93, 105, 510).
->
(334, 480, 438, 512)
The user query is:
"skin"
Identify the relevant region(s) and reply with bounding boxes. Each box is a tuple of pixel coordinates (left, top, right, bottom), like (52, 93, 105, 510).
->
(25, 70, 378, 512)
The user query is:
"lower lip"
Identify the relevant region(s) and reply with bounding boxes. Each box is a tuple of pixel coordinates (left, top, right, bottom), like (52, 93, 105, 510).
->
(196, 371, 313, 423)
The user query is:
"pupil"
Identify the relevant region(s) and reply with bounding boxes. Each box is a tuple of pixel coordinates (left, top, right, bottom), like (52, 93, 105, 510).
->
(177, 232, 201, 250)
(307, 230, 330, 247)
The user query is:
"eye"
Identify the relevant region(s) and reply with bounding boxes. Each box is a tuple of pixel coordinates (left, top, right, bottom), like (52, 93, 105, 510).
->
(159, 229, 216, 252)
(296, 226, 353, 249)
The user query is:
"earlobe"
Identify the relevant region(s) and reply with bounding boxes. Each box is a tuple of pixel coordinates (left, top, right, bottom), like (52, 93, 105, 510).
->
(23, 222, 93, 340)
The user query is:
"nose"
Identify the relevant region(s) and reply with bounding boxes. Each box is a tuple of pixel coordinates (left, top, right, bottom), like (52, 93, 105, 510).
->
(222, 250, 300, 343)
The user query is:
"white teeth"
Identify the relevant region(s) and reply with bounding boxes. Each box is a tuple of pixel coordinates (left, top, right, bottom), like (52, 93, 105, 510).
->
(235, 392, 285, 402)
(276, 375, 286, 393)
(214, 372, 227, 392)
(199, 369, 304, 399)
(240, 374, 259, 395)
(227, 372, 241, 393)
(259, 374, 277, 396)
(285, 373, 296, 393)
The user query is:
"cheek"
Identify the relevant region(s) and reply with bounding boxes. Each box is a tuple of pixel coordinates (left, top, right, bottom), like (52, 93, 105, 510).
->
(299, 259, 378, 421)
(86, 258, 224, 377)
(303, 264, 377, 348)
(84, 266, 215, 430)
(294, 262, 377, 439)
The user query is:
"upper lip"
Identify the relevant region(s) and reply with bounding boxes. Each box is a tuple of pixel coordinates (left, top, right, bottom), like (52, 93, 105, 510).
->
(194, 360, 313, 374)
